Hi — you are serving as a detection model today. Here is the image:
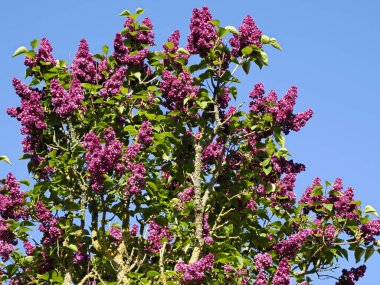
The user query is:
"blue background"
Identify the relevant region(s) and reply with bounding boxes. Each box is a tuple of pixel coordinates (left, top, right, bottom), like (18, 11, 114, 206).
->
(0, 1, 379, 283)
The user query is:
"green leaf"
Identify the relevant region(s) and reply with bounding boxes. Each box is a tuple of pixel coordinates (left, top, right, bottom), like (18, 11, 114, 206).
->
(210, 19, 221, 27)
(261, 35, 271, 44)
(30, 39, 39, 49)
(355, 247, 365, 263)
(269, 38, 282, 50)
(260, 51, 269, 65)
(119, 9, 131, 16)
(19, 179, 30, 186)
(177, 48, 190, 55)
(65, 244, 78, 251)
(242, 61, 251, 74)
(364, 246, 375, 262)
(365, 205, 380, 218)
(135, 8, 144, 16)
(146, 271, 160, 277)
(241, 46, 253, 55)
(225, 25, 239, 35)
(12, 46, 28, 57)
(102, 45, 109, 54)
(0, 155, 12, 165)
(165, 42, 175, 50)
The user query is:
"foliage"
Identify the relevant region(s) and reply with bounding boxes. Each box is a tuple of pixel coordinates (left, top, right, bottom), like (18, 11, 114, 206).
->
(2, 6, 380, 285)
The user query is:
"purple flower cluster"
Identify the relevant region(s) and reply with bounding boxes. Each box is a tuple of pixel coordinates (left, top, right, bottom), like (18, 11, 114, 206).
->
(254, 252, 273, 271)
(146, 220, 173, 254)
(202, 214, 213, 245)
(71, 39, 100, 83)
(187, 6, 217, 56)
(23, 241, 35, 255)
(130, 224, 138, 236)
(163, 30, 189, 69)
(73, 250, 89, 264)
(254, 271, 268, 285)
(36, 201, 62, 245)
(230, 15, 262, 57)
(137, 121, 153, 146)
(177, 187, 195, 210)
(25, 38, 56, 68)
(299, 178, 328, 214)
(246, 198, 257, 211)
(160, 70, 199, 112)
(274, 229, 313, 258)
(124, 162, 146, 196)
(0, 173, 28, 220)
(330, 182, 358, 221)
(50, 78, 85, 117)
(109, 227, 122, 245)
(272, 258, 290, 285)
(82, 128, 123, 191)
(223, 264, 248, 283)
(359, 220, 380, 242)
(202, 141, 223, 164)
(113, 33, 150, 66)
(175, 253, 214, 283)
(123, 17, 155, 46)
(336, 265, 366, 285)
(0, 219, 17, 262)
(249, 83, 313, 134)
(100, 67, 127, 98)
(217, 87, 231, 109)
(8, 78, 46, 153)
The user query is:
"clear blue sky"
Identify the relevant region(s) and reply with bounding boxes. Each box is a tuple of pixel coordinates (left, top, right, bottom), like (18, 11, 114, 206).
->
(1, 1, 379, 284)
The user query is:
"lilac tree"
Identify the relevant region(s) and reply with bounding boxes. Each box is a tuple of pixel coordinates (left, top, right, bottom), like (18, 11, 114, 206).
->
(2, 6, 380, 285)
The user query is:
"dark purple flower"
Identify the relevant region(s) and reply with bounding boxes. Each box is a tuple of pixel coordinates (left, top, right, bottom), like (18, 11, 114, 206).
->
(71, 39, 99, 83)
(175, 253, 214, 283)
(187, 6, 217, 56)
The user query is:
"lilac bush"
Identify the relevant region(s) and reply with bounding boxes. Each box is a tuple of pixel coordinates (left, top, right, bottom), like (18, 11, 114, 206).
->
(2, 6, 379, 285)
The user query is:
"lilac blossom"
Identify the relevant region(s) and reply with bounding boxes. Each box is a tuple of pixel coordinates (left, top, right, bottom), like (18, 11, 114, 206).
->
(336, 265, 366, 285)
(175, 253, 214, 283)
(50, 78, 85, 117)
(187, 6, 217, 56)
(274, 229, 313, 258)
(146, 220, 173, 254)
(160, 70, 199, 112)
(71, 39, 99, 83)
(360, 220, 380, 242)
(100, 67, 127, 98)
(230, 15, 262, 57)
(254, 253, 273, 270)
(272, 258, 290, 285)
(82, 128, 123, 191)
(123, 17, 155, 46)
(137, 121, 153, 146)
(255, 271, 268, 285)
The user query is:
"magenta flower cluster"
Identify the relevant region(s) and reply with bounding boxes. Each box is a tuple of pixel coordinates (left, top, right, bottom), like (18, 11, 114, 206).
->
(163, 30, 189, 69)
(254, 271, 268, 285)
(100, 67, 127, 98)
(146, 220, 173, 254)
(230, 15, 263, 57)
(113, 33, 149, 66)
(336, 265, 366, 285)
(272, 258, 290, 285)
(82, 128, 123, 191)
(123, 17, 155, 46)
(7, 78, 46, 153)
(71, 39, 100, 83)
(25, 38, 56, 68)
(202, 141, 223, 164)
(249, 83, 313, 134)
(175, 253, 214, 283)
(0, 218, 17, 262)
(187, 6, 217, 56)
(0, 173, 28, 220)
(23, 241, 36, 255)
(217, 87, 231, 109)
(160, 70, 199, 112)
(274, 229, 313, 258)
(50, 78, 85, 118)
(137, 121, 153, 146)
(359, 220, 380, 242)
(254, 252, 273, 271)
(177, 187, 195, 210)
(36, 201, 62, 245)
